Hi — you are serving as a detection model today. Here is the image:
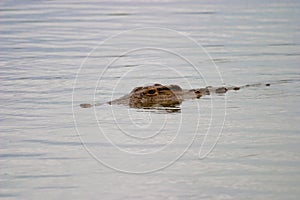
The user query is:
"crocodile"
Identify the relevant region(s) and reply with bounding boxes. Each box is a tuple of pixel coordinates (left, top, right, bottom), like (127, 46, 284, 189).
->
(79, 83, 270, 109)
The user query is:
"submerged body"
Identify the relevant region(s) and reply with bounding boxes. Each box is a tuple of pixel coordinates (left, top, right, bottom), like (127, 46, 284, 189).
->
(79, 83, 257, 109)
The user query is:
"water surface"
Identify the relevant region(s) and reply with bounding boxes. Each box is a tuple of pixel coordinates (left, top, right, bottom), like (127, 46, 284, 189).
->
(1, 0, 300, 199)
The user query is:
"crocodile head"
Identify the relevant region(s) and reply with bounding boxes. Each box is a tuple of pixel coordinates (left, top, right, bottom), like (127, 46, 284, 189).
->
(129, 83, 183, 108)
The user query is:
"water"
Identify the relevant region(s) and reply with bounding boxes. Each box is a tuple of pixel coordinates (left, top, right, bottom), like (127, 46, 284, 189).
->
(1, 0, 300, 199)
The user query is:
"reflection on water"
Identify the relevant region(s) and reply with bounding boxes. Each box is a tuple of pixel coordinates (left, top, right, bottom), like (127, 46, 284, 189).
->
(1, 0, 300, 199)
(139, 107, 182, 114)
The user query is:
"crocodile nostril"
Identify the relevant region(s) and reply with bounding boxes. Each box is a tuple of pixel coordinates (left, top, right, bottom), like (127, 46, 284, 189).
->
(147, 89, 156, 95)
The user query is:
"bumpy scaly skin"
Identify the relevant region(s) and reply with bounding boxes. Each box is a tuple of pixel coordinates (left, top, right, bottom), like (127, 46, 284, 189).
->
(80, 83, 269, 109)
(128, 84, 183, 108)
(108, 83, 240, 108)
(107, 84, 183, 108)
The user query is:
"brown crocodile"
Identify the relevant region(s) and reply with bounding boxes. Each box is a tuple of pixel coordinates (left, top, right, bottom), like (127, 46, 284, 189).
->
(80, 83, 270, 109)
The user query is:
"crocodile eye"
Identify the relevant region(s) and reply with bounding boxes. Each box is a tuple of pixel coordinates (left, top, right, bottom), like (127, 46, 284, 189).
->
(147, 89, 156, 94)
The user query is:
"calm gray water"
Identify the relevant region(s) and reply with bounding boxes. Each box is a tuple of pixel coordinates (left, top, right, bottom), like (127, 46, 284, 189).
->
(1, 0, 300, 199)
